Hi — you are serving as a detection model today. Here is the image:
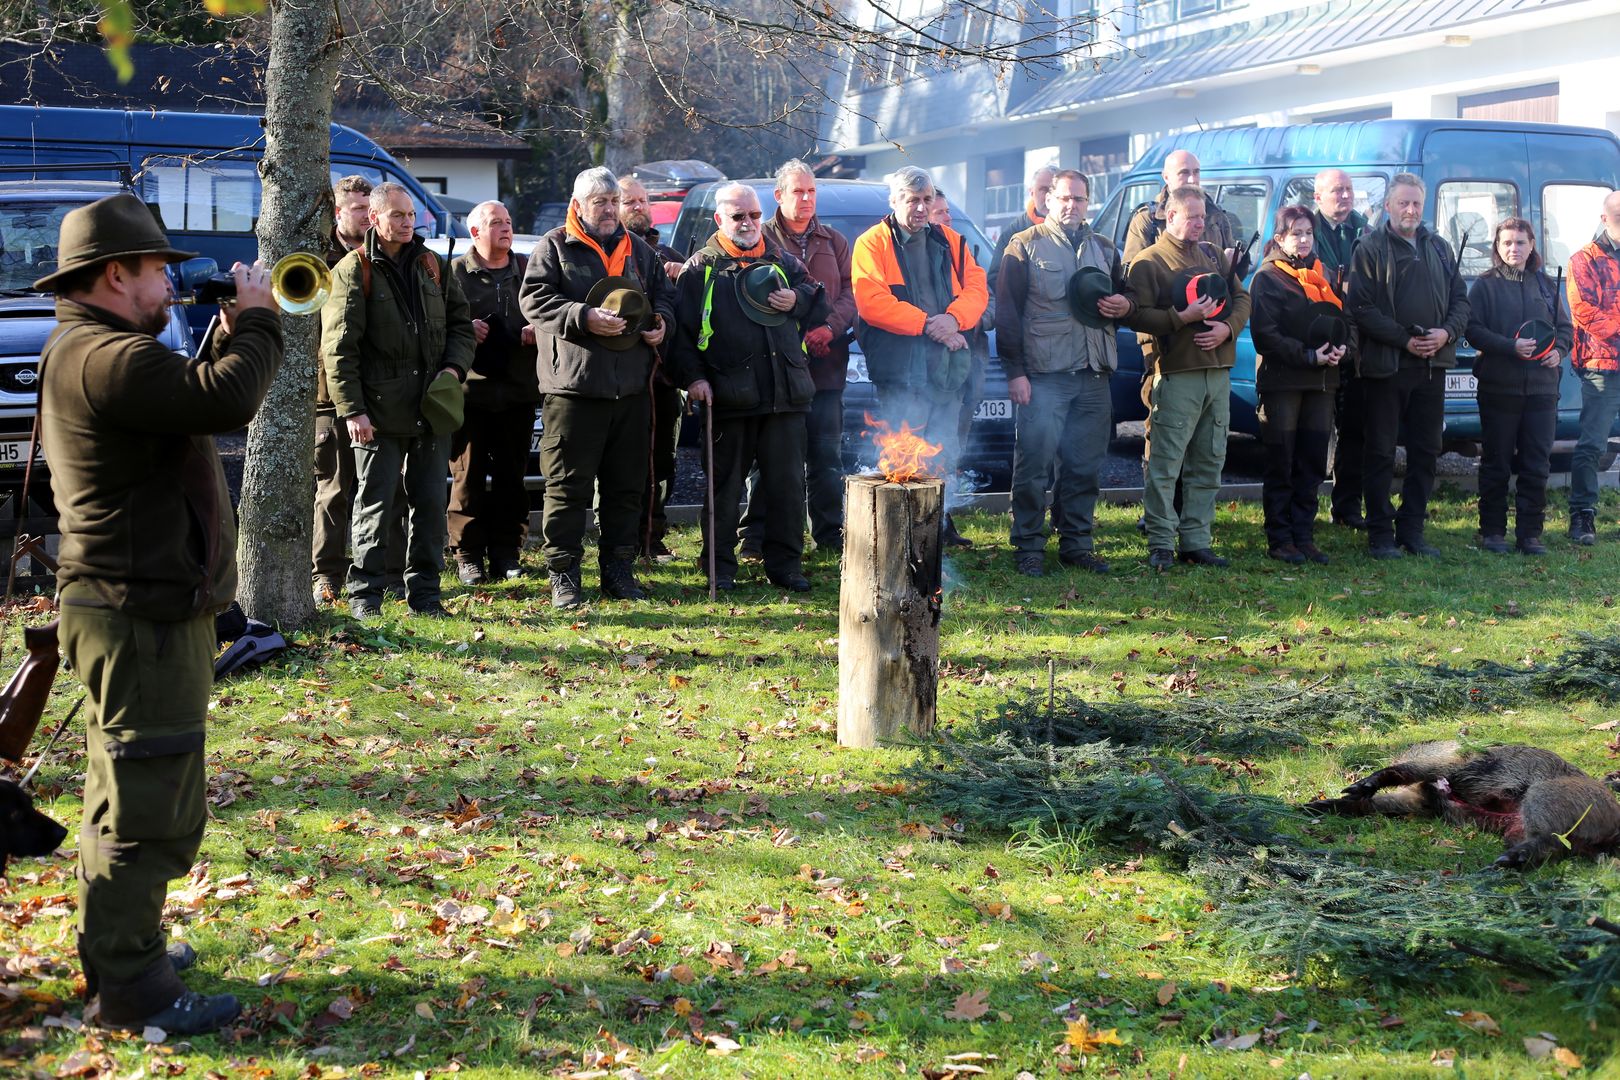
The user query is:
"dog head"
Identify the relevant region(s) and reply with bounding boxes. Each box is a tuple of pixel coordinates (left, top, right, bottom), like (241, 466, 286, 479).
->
(0, 778, 69, 878)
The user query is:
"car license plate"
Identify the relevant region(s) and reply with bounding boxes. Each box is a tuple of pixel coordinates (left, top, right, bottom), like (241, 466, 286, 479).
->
(1445, 373, 1477, 395)
(0, 440, 42, 467)
(974, 398, 1012, 421)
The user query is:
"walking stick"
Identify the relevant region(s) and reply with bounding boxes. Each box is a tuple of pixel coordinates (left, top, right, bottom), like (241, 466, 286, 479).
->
(704, 402, 717, 602)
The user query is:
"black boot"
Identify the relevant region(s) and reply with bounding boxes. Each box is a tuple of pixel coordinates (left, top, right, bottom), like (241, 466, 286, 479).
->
(600, 557, 648, 601)
(550, 563, 584, 609)
(488, 548, 523, 580)
(96, 956, 239, 1035)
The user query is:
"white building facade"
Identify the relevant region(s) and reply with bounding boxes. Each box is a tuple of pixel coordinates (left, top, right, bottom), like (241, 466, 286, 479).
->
(826, 0, 1620, 237)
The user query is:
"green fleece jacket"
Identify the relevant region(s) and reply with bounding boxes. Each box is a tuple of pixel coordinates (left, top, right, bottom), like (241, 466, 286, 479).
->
(1126, 231, 1251, 375)
(41, 300, 283, 620)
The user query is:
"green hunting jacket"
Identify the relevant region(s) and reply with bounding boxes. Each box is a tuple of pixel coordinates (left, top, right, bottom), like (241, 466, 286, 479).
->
(322, 229, 475, 437)
(41, 300, 283, 621)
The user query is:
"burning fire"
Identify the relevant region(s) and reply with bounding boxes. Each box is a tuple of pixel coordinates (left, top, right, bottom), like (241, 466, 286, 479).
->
(863, 412, 943, 483)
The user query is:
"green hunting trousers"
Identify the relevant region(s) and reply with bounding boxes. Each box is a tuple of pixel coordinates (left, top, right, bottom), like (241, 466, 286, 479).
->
(60, 582, 213, 986)
(1143, 367, 1230, 552)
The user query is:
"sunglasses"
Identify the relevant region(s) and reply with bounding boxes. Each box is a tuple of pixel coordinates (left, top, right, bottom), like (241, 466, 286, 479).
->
(728, 211, 764, 222)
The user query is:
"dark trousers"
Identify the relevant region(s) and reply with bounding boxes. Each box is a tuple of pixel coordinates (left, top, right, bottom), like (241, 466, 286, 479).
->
(1477, 391, 1557, 540)
(740, 387, 844, 550)
(640, 381, 683, 552)
(312, 409, 404, 590)
(1361, 367, 1445, 546)
(538, 394, 650, 571)
(707, 412, 807, 580)
(349, 430, 451, 606)
(61, 581, 213, 986)
(1330, 373, 1366, 520)
(449, 401, 537, 559)
(1258, 388, 1334, 547)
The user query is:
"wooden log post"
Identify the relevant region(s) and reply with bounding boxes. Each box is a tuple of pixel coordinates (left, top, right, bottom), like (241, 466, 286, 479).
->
(838, 475, 944, 748)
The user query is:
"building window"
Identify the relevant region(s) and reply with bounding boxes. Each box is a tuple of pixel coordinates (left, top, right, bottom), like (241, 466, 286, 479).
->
(1312, 105, 1393, 124)
(1458, 82, 1559, 124)
(1137, 0, 1243, 30)
(419, 177, 448, 194)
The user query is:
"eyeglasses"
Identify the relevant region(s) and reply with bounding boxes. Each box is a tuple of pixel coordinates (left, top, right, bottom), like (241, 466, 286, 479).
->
(728, 211, 764, 222)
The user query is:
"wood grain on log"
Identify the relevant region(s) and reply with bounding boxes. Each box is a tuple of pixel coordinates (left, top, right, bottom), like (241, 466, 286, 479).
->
(838, 475, 943, 748)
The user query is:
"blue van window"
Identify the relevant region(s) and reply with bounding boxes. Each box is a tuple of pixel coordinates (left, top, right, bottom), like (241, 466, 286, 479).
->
(1436, 180, 1517, 278)
(1281, 174, 1387, 220)
(142, 156, 260, 234)
(1542, 183, 1613, 272)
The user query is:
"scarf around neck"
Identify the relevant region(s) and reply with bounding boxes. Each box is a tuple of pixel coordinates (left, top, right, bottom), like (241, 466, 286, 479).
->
(1272, 256, 1342, 308)
(714, 232, 766, 264)
(566, 203, 632, 277)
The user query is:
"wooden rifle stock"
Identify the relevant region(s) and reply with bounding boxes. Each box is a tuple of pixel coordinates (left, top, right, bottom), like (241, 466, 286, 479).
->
(0, 619, 61, 762)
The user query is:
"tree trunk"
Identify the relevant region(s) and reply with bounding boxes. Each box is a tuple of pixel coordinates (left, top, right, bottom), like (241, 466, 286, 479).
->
(236, 0, 341, 629)
(837, 476, 944, 749)
(602, 0, 649, 172)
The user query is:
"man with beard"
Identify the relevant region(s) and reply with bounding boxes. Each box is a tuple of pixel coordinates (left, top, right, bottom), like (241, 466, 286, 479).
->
(520, 167, 676, 607)
(311, 175, 405, 603)
(619, 176, 685, 560)
(449, 200, 539, 583)
(39, 193, 282, 1033)
(1346, 173, 1469, 558)
(671, 183, 826, 591)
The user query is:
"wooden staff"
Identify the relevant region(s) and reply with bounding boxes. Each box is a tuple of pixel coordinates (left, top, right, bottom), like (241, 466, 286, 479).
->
(704, 404, 717, 602)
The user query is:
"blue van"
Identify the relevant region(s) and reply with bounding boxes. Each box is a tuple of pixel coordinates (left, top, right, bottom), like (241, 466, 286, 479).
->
(0, 105, 451, 335)
(1091, 119, 1620, 449)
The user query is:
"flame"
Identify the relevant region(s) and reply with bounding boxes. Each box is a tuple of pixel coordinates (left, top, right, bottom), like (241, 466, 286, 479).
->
(863, 412, 943, 483)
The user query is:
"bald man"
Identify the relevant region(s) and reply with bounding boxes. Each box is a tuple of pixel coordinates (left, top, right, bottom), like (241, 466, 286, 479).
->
(1311, 168, 1371, 528)
(1122, 149, 1238, 265)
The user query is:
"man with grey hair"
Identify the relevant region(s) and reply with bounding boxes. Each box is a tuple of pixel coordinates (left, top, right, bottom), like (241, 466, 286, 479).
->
(449, 199, 538, 584)
(988, 163, 1055, 294)
(520, 166, 677, 607)
(324, 181, 475, 618)
(1346, 172, 1469, 558)
(735, 158, 855, 553)
(851, 166, 989, 543)
(312, 174, 405, 605)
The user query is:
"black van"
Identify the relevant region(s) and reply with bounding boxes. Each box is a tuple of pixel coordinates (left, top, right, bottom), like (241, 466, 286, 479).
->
(1092, 119, 1620, 448)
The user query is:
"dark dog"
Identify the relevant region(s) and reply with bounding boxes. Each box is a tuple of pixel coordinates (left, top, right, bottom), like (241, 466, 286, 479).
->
(1303, 741, 1620, 868)
(1, 777, 69, 878)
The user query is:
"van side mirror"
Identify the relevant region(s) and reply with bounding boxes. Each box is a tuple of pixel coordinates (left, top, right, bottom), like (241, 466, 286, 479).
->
(176, 257, 219, 292)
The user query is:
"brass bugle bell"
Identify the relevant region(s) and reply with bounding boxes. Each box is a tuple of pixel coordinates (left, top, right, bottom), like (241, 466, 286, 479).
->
(179, 252, 331, 316)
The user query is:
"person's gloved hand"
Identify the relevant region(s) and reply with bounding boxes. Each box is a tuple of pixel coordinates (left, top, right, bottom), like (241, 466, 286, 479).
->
(804, 325, 835, 358)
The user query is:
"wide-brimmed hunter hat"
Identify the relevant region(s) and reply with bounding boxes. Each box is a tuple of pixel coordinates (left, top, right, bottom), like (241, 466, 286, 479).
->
(33, 192, 198, 292)
(737, 263, 791, 327)
(584, 275, 651, 351)
(1293, 300, 1350, 353)
(1171, 269, 1229, 320)
(1515, 319, 1558, 362)
(1065, 266, 1114, 329)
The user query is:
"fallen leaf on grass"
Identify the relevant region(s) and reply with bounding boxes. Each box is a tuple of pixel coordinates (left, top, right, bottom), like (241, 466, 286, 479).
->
(1062, 1016, 1124, 1054)
(704, 1033, 742, 1056)
(1456, 1010, 1501, 1036)
(944, 989, 990, 1021)
(1156, 981, 1177, 1006)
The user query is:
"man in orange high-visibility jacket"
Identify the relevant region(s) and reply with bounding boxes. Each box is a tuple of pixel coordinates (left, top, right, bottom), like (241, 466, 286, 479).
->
(851, 166, 988, 538)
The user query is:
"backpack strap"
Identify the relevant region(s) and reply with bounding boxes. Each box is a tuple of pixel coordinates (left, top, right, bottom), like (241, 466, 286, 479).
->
(357, 249, 443, 298)
(358, 251, 372, 298)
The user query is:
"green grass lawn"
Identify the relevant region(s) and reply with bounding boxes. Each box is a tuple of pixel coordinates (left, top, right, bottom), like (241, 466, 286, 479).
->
(4, 487, 1620, 1078)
